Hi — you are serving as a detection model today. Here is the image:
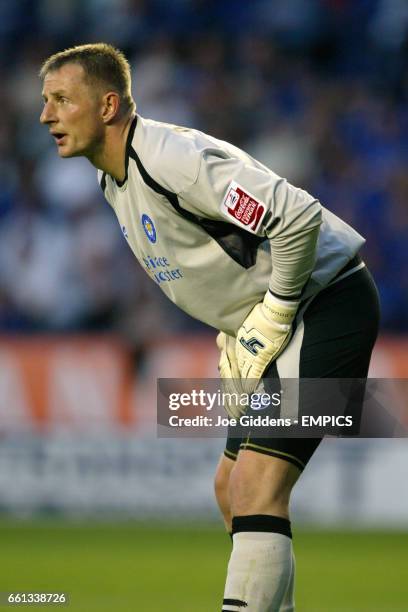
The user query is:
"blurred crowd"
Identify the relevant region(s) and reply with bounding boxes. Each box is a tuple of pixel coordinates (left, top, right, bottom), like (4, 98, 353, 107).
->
(0, 0, 407, 344)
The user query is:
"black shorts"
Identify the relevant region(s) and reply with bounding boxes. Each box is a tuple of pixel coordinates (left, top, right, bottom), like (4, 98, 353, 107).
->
(224, 260, 380, 471)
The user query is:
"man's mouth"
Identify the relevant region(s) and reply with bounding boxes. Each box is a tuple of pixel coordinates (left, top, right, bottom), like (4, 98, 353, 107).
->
(51, 132, 67, 145)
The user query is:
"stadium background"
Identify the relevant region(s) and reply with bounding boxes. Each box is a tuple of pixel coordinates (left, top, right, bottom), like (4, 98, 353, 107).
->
(0, 1, 407, 610)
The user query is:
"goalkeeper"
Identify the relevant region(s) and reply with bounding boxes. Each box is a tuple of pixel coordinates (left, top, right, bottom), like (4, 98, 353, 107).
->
(39, 43, 380, 611)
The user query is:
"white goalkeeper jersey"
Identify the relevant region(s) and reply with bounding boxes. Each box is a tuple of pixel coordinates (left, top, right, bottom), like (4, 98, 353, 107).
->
(98, 115, 364, 335)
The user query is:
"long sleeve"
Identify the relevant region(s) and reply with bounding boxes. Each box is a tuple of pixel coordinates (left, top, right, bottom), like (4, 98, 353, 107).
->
(178, 148, 322, 298)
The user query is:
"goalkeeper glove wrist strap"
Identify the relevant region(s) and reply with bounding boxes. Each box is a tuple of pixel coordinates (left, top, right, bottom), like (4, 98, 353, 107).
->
(263, 291, 299, 328)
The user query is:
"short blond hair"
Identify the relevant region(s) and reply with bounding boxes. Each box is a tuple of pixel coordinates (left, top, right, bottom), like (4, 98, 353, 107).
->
(40, 42, 135, 115)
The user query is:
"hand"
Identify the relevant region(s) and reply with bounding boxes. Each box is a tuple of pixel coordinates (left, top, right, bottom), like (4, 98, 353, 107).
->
(236, 292, 299, 390)
(216, 331, 247, 419)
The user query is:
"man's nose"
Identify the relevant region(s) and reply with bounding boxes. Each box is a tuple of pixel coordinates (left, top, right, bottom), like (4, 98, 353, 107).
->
(40, 102, 55, 124)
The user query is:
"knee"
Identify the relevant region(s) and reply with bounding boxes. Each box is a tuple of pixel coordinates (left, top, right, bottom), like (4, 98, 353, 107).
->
(229, 454, 298, 518)
(214, 459, 231, 507)
(228, 465, 270, 516)
(214, 456, 234, 529)
(229, 470, 290, 518)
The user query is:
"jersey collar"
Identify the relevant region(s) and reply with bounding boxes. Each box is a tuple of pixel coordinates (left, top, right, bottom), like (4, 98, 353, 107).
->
(114, 114, 138, 188)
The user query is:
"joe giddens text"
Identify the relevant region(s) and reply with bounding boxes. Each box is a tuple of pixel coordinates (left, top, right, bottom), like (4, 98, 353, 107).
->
(168, 414, 293, 427)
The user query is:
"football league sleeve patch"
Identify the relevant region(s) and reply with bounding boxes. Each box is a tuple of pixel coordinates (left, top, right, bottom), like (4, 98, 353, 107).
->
(220, 180, 267, 235)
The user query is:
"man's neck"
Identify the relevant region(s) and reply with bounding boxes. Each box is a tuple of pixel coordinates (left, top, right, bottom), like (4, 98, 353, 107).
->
(89, 113, 135, 182)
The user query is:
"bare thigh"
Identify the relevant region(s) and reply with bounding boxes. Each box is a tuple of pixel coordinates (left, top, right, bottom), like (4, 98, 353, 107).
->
(229, 450, 301, 519)
(214, 453, 235, 531)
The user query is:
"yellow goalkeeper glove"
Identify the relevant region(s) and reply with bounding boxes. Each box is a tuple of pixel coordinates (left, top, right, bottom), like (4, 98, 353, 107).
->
(236, 291, 299, 388)
(216, 331, 247, 419)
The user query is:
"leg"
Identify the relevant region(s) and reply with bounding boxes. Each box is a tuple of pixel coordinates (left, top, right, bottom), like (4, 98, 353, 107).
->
(229, 450, 300, 518)
(214, 452, 235, 533)
(221, 267, 380, 611)
(279, 551, 295, 612)
(222, 450, 302, 612)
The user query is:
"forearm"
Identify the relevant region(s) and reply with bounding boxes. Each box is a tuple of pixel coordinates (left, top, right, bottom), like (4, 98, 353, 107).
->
(236, 202, 321, 384)
(269, 222, 321, 299)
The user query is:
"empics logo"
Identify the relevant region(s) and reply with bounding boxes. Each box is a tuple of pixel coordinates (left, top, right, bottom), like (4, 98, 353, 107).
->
(141, 214, 157, 243)
(221, 180, 266, 233)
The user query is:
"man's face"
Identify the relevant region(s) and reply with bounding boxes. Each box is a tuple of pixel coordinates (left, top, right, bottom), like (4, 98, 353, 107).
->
(40, 63, 105, 158)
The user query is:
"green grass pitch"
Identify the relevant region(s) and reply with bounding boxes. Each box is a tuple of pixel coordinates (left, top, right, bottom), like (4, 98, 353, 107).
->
(0, 521, 406, 611)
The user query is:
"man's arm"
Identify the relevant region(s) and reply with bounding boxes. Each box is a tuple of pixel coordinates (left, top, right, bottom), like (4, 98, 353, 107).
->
(179, 148, 322, 301)
(180, 147, 322, 384)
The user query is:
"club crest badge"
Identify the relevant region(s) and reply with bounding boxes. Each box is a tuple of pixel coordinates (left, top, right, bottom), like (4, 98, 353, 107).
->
(141, 214, 157, 244)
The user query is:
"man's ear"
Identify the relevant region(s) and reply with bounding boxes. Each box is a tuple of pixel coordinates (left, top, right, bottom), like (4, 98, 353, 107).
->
(101, 91, 121, 123)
